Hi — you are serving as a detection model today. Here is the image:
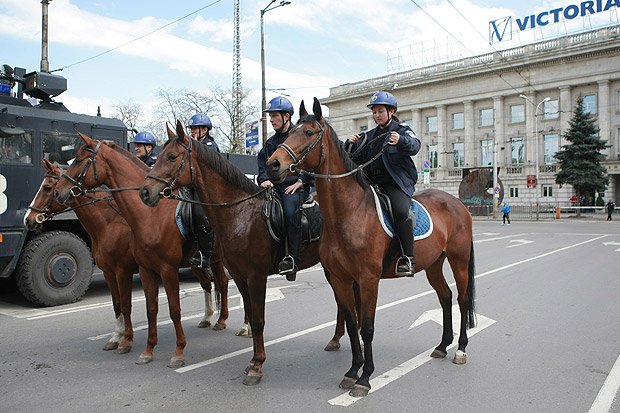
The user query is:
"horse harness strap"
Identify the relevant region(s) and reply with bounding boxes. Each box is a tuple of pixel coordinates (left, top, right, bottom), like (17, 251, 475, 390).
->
(61, 140, 103, 197)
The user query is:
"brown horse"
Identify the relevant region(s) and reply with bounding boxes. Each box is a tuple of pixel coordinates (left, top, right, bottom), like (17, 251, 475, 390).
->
(265, 98, 476, 397)
(54, 134, 230, 368)
(24, 160, 229, 352)
(139, 121, 325, 385)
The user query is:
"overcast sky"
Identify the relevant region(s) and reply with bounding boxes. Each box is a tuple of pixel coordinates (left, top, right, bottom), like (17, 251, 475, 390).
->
(1, 0, 616, 123)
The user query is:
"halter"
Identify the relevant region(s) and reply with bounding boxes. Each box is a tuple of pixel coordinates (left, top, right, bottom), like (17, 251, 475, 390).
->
(60, 141, 102, 198)
(277, 120, 325, 174)
(144, 136, 194, 198)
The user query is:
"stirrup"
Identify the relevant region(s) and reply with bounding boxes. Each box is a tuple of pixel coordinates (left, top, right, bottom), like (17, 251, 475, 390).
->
(395, 256, 414, 277)
(279, 255, 297, 281)
(190, 251, 209, 268)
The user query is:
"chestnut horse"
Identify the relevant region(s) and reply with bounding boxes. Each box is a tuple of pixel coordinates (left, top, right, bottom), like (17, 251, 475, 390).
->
(139, 121, 324, 385)
(266, 98, 476, 397)
(24, 160, 228, 353)
(54, 134, 230, 368)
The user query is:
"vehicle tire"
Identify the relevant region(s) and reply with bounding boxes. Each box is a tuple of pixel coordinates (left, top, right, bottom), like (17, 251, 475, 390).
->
(15, 231, 93, 307)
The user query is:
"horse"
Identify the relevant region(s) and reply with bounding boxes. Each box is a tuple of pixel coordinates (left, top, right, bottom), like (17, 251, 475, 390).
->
(139, 121, 327, 385)
(265, 98, 476, 397)
(24, 159, 228, 352)
(54, 134, 231, 368)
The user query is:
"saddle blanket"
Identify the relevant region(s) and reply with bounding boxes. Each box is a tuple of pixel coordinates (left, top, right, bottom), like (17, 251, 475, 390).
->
(176, 201, 190, 240)
(370, 186, 433, 240)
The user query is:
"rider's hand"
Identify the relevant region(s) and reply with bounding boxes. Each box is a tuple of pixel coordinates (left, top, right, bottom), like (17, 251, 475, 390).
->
(349, 134, 361, 143)
(261, 180, 273, 188)
(284, 179, 303, 194)
(388, 131, 400, 145)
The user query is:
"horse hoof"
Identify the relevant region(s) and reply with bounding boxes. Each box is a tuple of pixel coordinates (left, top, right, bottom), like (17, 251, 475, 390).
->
(453, 350, 467, 364)
(198, 319, 212, 328)
(235, 327, 251, 337)
(324, 340, 341, 352)
(136, 353, 153, 365)
(349, 384, 370, 398)
(168, 357, 185, 368)
(115, 346, 132, 355)
(212, 322, 226, 331)
(103, 341, 119, 351)
(242, 374, 262, 386)
(339, 376, 357, 389)
(431, 348, 447, 358)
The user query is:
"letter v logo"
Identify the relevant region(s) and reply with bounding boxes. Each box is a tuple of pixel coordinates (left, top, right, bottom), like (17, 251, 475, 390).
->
(489, 16, 512, 43)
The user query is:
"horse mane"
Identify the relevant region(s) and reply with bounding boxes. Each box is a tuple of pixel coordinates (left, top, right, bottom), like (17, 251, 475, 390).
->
(102, 141, 149, 172)
(192, 141, 263, 196)
(301, 114, 369, 190)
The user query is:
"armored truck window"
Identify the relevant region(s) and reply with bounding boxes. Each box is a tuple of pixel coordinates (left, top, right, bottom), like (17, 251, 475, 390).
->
(42, 134, 85, 166)
(0, 133, 32, 164)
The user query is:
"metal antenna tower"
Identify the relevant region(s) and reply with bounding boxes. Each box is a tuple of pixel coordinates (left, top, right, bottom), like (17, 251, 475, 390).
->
(232, 0, 243, 152)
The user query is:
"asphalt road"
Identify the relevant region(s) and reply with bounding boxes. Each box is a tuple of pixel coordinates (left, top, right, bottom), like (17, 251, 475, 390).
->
(1, 220, 619, 412)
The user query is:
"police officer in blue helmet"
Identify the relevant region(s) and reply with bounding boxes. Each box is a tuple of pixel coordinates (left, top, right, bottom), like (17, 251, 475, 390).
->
(186, 113, 219, 268)
(258, 96, 314, 281)
(132, 131, 157, 167)
(346, 91, 421, 276)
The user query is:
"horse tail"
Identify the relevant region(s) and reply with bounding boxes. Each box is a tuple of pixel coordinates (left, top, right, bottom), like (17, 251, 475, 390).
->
(466, 240, 476, 329)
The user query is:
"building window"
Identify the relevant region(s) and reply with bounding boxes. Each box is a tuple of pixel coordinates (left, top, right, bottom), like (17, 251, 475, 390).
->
(542, 185, 553, 197)
(453, 142, 464, 167)
(510, 136, 525, 164)
(510, 104, 525, 123)
(582, 94, 596, 114)
(480, 139, 493, 166)
(543, 99, 559, 119)
(543, 133, 559, 164)
(452, 112, 464, 129)
(509, 186, 519, 197)
(479, 108, 494, 127)
(428, 144, 438, 168)
(427, 116, 438, 133)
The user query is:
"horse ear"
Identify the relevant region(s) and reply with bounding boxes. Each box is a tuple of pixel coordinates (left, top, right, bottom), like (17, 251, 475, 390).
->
(175, 119, 190, 145)
(76, 130, 93, 145)
(166, 123, 176, 140)
(299, 100, 308, 117)
(41, 158, 52, 171)
(313, 97, 323, 121)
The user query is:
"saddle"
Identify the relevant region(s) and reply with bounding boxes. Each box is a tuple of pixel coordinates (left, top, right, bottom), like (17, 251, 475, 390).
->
(371, 186, 433, 241)
(263, 187, 321, 244)
(175, 187, 207, 240)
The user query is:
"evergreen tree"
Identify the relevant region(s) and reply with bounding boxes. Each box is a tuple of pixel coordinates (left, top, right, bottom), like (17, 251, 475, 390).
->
(555, 96, 609, 200)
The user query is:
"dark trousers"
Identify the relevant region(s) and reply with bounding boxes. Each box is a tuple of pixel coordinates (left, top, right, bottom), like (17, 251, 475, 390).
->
(503, 213, 510, 224)
(277, 186, 307, 262)
(190, 191, 214, 257)
(382, 184, 415, 257)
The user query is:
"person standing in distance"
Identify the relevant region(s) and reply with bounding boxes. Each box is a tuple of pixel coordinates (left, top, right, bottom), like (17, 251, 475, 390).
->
(346, 91, 421, 276)
(257, 96, 315, 281)
(132, 131, 157, 167)
(186, 113, 219, 268)
(502, 202, 511, 225)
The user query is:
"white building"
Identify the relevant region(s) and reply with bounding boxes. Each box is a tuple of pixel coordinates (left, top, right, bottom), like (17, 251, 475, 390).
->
(323, 25, 620, 207)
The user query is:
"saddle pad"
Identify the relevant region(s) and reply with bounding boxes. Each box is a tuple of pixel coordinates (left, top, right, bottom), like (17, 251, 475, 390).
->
(175, 201, 190, 240)
(370, 186, 433, 240)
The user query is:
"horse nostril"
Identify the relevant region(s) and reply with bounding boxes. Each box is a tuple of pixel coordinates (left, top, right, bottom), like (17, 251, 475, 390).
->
(140, 187, 149, 201)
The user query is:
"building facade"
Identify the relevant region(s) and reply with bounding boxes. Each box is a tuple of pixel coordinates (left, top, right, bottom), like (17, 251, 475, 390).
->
(323, 25, 620, 206)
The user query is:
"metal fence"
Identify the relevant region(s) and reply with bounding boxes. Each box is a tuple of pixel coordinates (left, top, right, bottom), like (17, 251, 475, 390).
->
(467, 204, 615, 221)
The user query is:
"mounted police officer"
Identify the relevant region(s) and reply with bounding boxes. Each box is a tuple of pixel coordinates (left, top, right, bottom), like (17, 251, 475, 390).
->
(346, 91, 421, 277)
(132, 131, 157, 167)
(186, 113, 219, 267)
(258, 96, 314, 281)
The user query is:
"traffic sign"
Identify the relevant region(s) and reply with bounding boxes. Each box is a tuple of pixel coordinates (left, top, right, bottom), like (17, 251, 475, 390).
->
(422, 160, 431, 169)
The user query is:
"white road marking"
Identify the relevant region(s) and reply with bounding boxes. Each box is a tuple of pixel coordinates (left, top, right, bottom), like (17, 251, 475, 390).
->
(474, 233, 528, 243)
(507, 239, 534, 248)
(589, 353, 620, 413)
(602, 241, 620, 251)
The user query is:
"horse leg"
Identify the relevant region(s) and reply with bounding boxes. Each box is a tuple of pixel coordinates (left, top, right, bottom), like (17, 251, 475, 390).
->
(161, 268, 187, 368)
(450, 243, 476, 365)
(425, 258, 454, 359)
(210, 257, 229, 331)
(192, 267, 214, 328)
(136, 267, 159, 365)
(116, 269, 134, 354)
(348, 279, 379, 398)
(234, 275, 252, 338)
(241, 276, 267, 385)
(324, 269, 343, 351)
(101, 270, 122, 350)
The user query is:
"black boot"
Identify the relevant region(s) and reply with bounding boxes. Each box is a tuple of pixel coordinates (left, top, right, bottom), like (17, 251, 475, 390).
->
(279, 255, 298, 281)
(395, 215, 415, 277)
(190, 225, 214, 268)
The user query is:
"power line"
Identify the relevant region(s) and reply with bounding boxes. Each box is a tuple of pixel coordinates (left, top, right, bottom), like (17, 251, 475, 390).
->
(52, 0, 226, 72)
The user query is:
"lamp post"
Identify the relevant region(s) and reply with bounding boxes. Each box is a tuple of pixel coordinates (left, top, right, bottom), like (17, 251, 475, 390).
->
(520, 94, 550, 220)
(260, 0, 291, 145)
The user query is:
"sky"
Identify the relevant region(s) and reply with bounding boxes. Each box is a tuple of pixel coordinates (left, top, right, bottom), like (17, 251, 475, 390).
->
(1, 0, 617, 130)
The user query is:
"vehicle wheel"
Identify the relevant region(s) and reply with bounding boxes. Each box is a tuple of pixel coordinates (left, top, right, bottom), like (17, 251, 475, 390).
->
(15, 231, 93, 307)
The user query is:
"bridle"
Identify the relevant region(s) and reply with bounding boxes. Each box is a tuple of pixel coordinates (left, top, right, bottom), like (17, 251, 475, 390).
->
(60, 141, 102, 198)
(144, 136, 194, 199)
(277, 120, 325, 174)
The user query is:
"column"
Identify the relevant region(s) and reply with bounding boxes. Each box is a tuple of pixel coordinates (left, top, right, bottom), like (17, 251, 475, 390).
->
(493, 96, 504, 165)
(463, 100, 475, 166)
(436, 104, 447, 168)
(598, 80, 611, 158)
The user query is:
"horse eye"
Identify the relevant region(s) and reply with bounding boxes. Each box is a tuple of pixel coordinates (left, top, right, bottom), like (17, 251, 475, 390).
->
(305, 130, 314, 137)
(166, 153, 178, 161)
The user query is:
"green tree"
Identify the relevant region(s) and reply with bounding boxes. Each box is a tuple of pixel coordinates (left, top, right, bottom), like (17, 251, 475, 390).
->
(555, 96, 609, 202)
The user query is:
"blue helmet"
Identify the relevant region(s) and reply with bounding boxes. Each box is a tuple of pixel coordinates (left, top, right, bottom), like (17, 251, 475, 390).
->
(367, 91, 397, 111)
(133, 131, 156, 146)
(264, 96, 294, 116)
(188, 113, 212, 129)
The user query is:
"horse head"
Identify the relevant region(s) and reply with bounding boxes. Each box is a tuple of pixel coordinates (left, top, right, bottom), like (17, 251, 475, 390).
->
(55, 131, 104, 205)
(24, 159, 64, 230)
(266, 97, 326, 183)
(140, 120, 193, 207)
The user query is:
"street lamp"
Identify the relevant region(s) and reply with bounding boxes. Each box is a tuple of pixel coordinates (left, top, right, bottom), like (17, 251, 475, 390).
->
(520, 94, 550, 219)
(260, 0, 291, 145)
